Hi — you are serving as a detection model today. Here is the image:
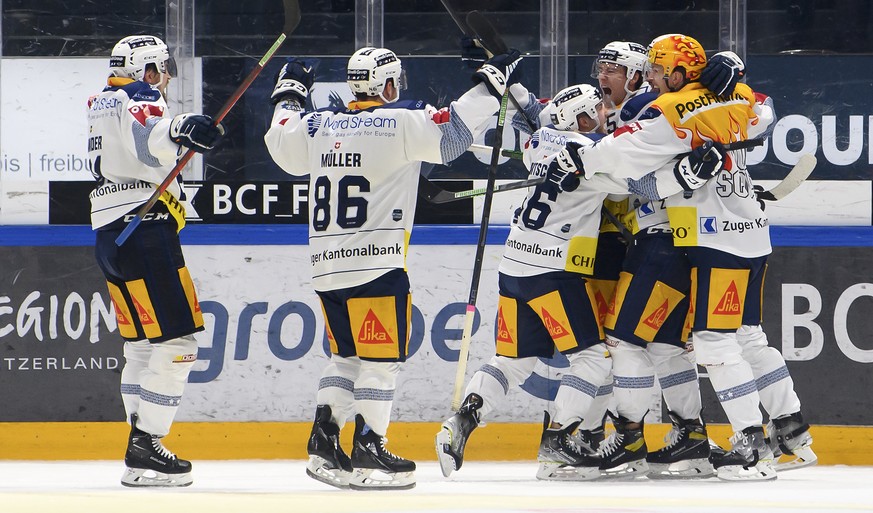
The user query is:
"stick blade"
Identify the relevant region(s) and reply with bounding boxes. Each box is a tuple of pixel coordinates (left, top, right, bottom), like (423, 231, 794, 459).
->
(282, 0, 302, 35)
(466, 10, 508, 55)
(767, 153, 817, 200)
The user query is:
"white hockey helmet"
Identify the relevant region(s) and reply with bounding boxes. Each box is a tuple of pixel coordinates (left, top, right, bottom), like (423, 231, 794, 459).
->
(591, 41, 648, 92)
(109, 35, 176, 81)
(347, 47, 406, 103)
(549, 84, 603, 132)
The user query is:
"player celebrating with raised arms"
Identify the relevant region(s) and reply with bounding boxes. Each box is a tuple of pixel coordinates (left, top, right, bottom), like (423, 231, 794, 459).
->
(88, 35, 225, 487)
(265, 46, 520, 490)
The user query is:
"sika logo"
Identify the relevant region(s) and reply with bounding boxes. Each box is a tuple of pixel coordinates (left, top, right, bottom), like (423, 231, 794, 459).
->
(541, 309, 569, 339)
(133, 298, 154, 324)
(643, 299, 669, 329)
(358, 310, 393, 344)
(713, 281, 741, 315)
(497, 307, 514, 344)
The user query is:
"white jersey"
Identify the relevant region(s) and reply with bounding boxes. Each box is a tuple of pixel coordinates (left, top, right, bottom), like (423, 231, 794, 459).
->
(87, 78, 185, 229)
(265, 84, 497, 291)
(603, 88, 671, 236)
(579, 82, 775, 258)
(499, 127, 607, 278)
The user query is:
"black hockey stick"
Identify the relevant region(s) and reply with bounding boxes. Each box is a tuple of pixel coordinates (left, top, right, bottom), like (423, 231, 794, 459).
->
(440, 1, 537, 132)
(449, 11, 512, 411)
(116, 0, 302, 246)
(420, 175, 545, 204)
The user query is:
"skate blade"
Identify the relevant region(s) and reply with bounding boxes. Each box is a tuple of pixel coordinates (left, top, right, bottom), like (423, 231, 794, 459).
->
(121, 467, 193, 487)
(599, 459, 649, 480)
(306, 456, 351, 489)
(349, 468, 416, 491)
(646, 459, 714, 480)
(716, 460, 777, 481)
(536, 462, 600, 481)
(775, 446, 817, 472)
(435, 428, 459, 478)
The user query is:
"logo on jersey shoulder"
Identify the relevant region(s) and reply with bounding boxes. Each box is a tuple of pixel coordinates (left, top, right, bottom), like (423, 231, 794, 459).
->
(128, 103, 164, 127)
(700, 216, 718, 234)
(613, 122, 642, 137)
(306, 112, 323, 137)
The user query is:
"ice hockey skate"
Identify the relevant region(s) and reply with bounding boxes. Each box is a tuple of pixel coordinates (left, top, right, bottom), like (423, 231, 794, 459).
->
(598, 415, 649, 479)
(350, 414, 416, 490)
(305, 405, 353, 489)
(536, 412, 600, 481)
(767, 412, 817, 471)
(646, 413, 714, 479)
(436, 393, 482, 477)
(121, 414, 193, 487)
(712, 426, 777, 481)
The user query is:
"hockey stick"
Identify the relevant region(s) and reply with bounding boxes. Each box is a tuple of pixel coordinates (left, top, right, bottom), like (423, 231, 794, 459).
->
(420, 175, 544, 204)
(115, 0, 302, 246)
(440, 0, 537, 133)
(755, 153, 816, 201)
(468, 143, 523, 160)
(450, 11, 511, 411)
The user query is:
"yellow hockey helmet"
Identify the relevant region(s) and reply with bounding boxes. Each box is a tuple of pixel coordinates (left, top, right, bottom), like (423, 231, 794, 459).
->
(647, 34, 707, 81)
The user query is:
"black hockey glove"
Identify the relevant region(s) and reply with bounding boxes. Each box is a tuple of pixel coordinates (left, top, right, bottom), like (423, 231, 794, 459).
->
(169, 113, 225, 153)
(461, 36, 488, 69)
(546, 141, 586, 192)
(271, 57, 315, 105)
(700, 51, 745, 97)
(673, 141, 726, 192)
(472, 49, 522, 98)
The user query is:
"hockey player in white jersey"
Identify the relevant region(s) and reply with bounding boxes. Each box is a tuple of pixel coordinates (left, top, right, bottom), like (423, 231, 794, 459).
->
(557, 33, 814, 480)
(265, 47, 519, 490)
(436, 84, 617, 482)
(88, 35, 225, 487)
(589, 40, 714, 480)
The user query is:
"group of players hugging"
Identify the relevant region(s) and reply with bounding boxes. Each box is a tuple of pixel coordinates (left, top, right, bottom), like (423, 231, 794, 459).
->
(88, 28, 815, 489)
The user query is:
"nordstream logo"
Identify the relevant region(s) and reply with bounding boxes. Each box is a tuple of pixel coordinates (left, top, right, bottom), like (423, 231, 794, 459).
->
(700, 216, 718, 234)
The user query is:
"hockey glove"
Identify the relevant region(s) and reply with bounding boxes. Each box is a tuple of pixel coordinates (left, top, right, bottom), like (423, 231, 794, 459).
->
(472, 49, 522, 98)
(169, 113, 225, 153)
(461, 36, 488, 69)
(546, 141, 586, 192)
(271, 57, 315, 105)
(673, 141, 726, 192)
(545, 158, 581, 193)
(699, 51, 745, 97)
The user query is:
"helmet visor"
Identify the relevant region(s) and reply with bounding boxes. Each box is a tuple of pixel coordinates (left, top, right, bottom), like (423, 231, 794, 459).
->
(165, 57, 178, 78)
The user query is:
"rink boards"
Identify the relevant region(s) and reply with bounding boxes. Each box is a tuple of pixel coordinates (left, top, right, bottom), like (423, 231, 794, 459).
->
(1, 225, 872, 463)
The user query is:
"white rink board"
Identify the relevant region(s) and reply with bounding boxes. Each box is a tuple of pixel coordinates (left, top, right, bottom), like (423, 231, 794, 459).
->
(177, 244, 556, 423)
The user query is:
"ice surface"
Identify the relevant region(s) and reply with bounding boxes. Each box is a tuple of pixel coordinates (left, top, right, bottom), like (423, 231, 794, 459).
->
(0, 460, 869, 513)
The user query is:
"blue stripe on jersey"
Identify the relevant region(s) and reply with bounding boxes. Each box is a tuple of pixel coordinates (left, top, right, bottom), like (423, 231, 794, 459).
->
(131, 117, 165, 167)
(621, 91, 659, 122)
(438, 103, 474, 163)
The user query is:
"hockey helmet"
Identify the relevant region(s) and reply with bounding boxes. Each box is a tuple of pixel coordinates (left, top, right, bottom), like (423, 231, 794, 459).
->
(549, 84, 603, 133)
(347, 47, 406, 103)
(110, 35, 176, 81)
(646, 34, 707, 81)
(591, 41, 648, 82)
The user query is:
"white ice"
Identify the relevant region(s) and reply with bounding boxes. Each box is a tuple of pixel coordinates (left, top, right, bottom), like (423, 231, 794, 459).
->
(0, 460, 870, 513)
